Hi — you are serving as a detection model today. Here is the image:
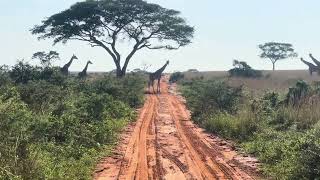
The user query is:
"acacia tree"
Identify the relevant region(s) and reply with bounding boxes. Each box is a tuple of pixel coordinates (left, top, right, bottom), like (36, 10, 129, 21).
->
(31, 0, 194, 77)
(32, 51, 60, 68)
(259, 42, 298, 71)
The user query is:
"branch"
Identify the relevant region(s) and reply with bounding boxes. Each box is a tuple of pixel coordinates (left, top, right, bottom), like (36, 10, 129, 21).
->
(101, 39, 113, 45)
(89, 35, 117, 61)
(140, 29, 160, 42)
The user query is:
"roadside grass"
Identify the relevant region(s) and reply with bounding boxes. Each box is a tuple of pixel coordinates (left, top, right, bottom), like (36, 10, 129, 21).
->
(178, 72, 320, 179)
(0, 62, 147, 179)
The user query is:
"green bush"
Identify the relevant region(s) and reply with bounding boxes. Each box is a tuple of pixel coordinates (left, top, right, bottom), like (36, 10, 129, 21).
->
(0, 65, 11, 86)
(0, 62, 146, 179)
(169, 72, 185, 83)
(9, 61, 41, 84)
(16, 81, 69, 113)
(78, 74, 146, 108)
(204, 110, 258, 141)
(243, 130, 303, 179)
(228, 60, 262, 78)
(243, 125, 320, 179)
(180, 78, 320, 179)
(9, 61, 67, 86)
(0, 87, 42, 179)
(182, 80, 243, 124)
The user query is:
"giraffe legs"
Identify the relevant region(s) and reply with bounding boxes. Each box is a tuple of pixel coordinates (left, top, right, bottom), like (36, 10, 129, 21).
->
(157, 78, 161, 94)
(152, 81, 155, 94)
(148, 79, 155, 94)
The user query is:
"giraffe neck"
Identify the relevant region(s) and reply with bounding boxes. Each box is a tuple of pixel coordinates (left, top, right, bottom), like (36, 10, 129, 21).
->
(82, 62, 90, 73)
(301, 59, 316, 68)
(155, 63, 168, 75)
(310, 55, 320, 66)
(64, 57, 75, 69)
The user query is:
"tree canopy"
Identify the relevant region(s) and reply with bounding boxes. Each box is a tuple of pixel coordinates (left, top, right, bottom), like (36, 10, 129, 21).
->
(259, 42, 298, 71)
(32, 51, 60, 68)
(31, 0, 194, 77)
(229, 59, 262, 78)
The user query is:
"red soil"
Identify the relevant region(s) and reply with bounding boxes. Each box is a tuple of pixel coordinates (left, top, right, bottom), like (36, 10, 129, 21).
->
(94, 77, 260, 180)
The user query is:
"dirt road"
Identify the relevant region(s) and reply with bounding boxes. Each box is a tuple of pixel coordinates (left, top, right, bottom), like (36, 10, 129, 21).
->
(94, 78, 260, 180)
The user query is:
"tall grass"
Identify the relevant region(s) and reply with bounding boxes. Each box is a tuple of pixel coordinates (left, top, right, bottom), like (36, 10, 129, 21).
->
(180, 77, 320, 179)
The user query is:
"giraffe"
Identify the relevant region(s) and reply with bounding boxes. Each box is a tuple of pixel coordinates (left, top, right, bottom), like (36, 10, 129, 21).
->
(300, 58, 319, 75)
(78, 60, 93, 78)
(60, 54, 78, 75)
(148, 60, 169, 94)
(309, 54, 320, 67)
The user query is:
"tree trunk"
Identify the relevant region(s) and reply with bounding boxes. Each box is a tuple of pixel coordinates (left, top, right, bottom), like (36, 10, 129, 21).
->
(272, 62, 275, 71)
(120, 46, 138, 77)
(114, 58, 125, 78)
(116, 68, 122, 77)
(116, 67, 126, 77)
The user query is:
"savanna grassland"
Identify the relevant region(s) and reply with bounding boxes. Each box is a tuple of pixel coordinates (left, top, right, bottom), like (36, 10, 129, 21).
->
(0, 62, 147, 179)
(173, 70, 320, 179)
(183, 70, 320, 93)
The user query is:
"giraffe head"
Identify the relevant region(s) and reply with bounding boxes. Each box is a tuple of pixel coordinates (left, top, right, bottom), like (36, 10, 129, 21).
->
(72, 54, 78, 60)
(88, 60, 93, 64)
(166, 60, 170, 65)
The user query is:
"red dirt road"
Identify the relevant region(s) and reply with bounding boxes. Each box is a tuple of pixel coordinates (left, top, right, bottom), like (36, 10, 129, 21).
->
(94, 78, 260, 180)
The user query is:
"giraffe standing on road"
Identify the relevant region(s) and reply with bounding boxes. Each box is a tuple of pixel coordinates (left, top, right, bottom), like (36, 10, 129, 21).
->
(148, 60, 169, 94)
(78, 60, 93, 78)
(60, 54, 78, 75)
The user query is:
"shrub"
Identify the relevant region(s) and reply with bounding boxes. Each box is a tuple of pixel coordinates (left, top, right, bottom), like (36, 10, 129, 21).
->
(297, 123, 320, 179)
(0, 65, 11, 86)
(180, 78, 320, 179)
(0, 64, 146, 179)
(9, 61, 67, 85)
(9, 61, 41, 84)
(204, 110, 258, 141)
(228, 60, 262, 78)
(78, 74, 146, 108)
(182, 80, 243, 124)
(0, 87, 42, 179)
(169, 72, 185, 83)
(17, 80, 69, 113)
(243, 130, 303, 179)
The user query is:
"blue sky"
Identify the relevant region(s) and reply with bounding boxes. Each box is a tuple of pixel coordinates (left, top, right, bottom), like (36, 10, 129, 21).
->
(1, 0, 320, 72)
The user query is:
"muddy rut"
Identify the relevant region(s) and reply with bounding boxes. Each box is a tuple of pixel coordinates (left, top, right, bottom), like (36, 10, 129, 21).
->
(94, 78, 260, 180)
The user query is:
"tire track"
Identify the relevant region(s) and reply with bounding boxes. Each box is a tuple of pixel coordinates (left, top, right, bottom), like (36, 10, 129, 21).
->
(170, 96, 254, 179)
(94, 78, 260, 180)
(117, 95, 157, 180)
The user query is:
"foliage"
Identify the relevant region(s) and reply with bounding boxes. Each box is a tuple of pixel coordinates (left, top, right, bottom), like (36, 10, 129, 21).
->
(169, 72, 185, 83)
(180, 77, 320, 179)
(204, 111, 258, 141)
(259, 42, 298, 70)
(228, 59, 262, 78)
(31, 0, 194, 77)
(0, 65, 10, 86)
(32, 51, 60, 68)
(9, 61, 41, 84)
(0, 62, 146, 179)
(285, 80, 310, 106)
(9, 61, 67, 85)
(77, 74, 147, 108)
(181, 80, 243, 124)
